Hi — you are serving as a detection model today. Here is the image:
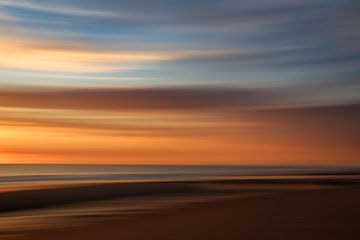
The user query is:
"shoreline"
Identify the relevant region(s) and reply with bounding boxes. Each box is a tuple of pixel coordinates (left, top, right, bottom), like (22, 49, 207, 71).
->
(1, 176, 360, 213)
(1, 177, 360, 240)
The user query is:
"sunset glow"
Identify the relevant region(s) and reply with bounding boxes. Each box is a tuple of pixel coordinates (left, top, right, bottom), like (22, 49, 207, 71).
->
(0, 0, 359, 166)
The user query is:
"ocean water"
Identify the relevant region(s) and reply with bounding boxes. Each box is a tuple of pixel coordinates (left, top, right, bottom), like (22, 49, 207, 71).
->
(0, 164, 355, 190)
(0, 164, 359, 237)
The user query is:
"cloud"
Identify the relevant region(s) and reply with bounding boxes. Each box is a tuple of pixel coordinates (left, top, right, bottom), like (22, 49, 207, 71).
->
(170, 44, 360, 72)
(0, 0, 123, 18)
(0, 0, 359, 109)
(1, 96, 359, 165)
(0, 38, 178, 73)
(0, 87, 278, 111)
(1, 35, 254, 74)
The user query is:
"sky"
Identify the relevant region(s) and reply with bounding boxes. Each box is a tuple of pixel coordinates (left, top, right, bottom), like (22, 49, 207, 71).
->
(0, 0, 359, 166)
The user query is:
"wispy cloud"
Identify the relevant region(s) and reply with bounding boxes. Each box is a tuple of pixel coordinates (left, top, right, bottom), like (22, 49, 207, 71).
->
(0, 0, 123, 18)
(0, 38, 179, 73)
(0, 1, 359, 165)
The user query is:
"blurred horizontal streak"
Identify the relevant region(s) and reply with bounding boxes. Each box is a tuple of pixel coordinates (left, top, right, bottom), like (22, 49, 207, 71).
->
(0, 87, 277, 110)
(0, 36, 258, 74)
(0, 102, 359, 165)
(0, 0, 124, 18)
(0, 82, 359, 112)
(256, 104, 360, 149)
(0, 119, 258, 165)
(0, 38, 173, 73)
(0, 107, 259, 137)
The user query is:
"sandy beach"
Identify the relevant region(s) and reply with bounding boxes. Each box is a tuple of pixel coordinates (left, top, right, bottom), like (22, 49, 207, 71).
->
(1, 178, 359, 240)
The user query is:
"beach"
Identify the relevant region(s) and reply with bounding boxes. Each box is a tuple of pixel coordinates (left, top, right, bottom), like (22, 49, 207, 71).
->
(1, 0, 359, 238)
(1, 177, 360, 240)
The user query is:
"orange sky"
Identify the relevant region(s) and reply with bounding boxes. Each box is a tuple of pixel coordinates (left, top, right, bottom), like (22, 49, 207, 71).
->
(0, 99, 359, 166)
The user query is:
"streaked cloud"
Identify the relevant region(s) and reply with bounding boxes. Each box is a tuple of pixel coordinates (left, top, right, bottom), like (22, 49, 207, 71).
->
(0, 0, 122, 18)
(0, 87, 274, 110)
(1, 102, 359, 165)
(0, 0, 359, 166)
(1, 0, 359, 88)
(0, 38, 175, 73)
(0, 36, 248, 74)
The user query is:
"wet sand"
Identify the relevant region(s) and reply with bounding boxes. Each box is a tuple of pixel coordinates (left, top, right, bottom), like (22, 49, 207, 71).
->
(0, 182, 198, 213)
(1, 179, 360, 240)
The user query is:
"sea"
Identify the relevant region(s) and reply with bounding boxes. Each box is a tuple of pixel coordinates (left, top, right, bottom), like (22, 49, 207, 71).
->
(0, 164, 356, 191)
